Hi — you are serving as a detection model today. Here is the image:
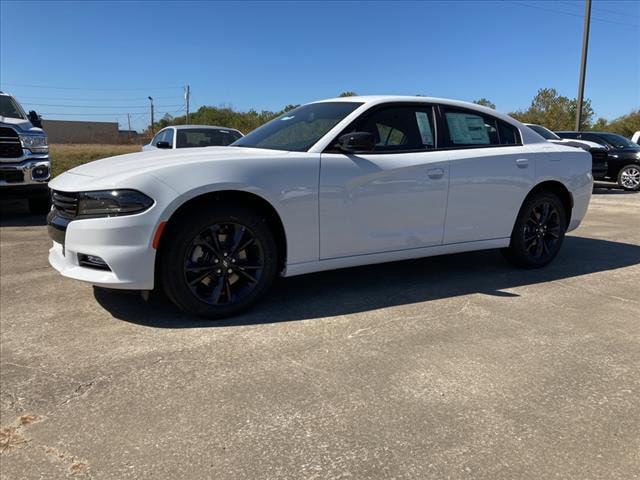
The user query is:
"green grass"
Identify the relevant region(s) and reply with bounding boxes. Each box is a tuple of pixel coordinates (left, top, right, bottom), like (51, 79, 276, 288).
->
(50, 144, 142, 177)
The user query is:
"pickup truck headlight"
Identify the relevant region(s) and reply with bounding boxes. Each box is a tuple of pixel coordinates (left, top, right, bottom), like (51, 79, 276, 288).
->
(77, 190, 154, 217)
(19, 134, 48, 153)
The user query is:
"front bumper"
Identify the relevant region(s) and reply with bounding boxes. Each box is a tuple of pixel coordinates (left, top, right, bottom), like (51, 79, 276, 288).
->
(47, 208, 159, 290)
(0, 155, 51, 188)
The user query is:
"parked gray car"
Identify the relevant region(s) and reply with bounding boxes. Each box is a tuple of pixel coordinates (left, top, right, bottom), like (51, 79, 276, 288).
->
(143, 125, 243, 151)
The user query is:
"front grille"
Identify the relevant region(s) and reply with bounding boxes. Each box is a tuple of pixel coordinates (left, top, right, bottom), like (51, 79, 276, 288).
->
(0, 127, 22, 159)
(0, 169, 24, 183)
(51, 190, 79, 219)
(0, 141, 22, 159)
(0, 127, 19, 139)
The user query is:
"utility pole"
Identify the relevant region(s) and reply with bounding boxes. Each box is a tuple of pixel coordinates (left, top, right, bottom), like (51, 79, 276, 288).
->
(185, 85, 190, 124)
(148, 96, 155, 134)
(127, 113, 132, 141)
(575, 0, 591, 131)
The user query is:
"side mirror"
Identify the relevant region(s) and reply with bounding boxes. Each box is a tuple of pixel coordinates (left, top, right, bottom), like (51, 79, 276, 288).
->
(337, 132, 375, 153)
(28, 110, 43, 129)
(156, 141, 172, 149)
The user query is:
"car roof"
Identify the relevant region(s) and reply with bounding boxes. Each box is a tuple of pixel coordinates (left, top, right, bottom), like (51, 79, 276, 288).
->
(168, 125, 242, 132)
(312, 95, 520, 125)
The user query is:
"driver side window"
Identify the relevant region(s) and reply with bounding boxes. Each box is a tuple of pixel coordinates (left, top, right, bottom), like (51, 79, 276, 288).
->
(349, 105, 435, 152)
(151, 130, 166, 147)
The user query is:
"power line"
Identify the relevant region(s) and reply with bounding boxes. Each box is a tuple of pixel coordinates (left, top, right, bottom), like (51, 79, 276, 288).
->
(1, 82, 183, 91)
(507, 1, 639, 27)
(558, 0, 640, 20)
(13, 95, 183, 102)
(22, 102, 183, 109)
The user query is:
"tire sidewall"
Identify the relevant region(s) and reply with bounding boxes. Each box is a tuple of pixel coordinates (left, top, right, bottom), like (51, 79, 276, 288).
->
(508, 192, 567, 268)
(161, 206, 278, 318)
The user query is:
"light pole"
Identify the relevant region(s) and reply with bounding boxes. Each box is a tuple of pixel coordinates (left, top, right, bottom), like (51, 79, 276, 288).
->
(148, 96, 155, 134)
(575, 0, 592, 131)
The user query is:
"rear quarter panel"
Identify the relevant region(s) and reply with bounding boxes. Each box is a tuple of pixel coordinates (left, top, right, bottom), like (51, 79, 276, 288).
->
(533, 143, 592, 231)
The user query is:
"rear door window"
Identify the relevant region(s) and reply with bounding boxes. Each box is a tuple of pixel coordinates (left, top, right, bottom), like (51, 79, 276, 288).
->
(442, 109, 520, 147)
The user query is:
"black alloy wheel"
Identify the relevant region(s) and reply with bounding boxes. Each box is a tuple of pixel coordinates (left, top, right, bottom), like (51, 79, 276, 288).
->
(522, 201, 562, 262)
(184, 222, 264, 306)
(503, 191, 567, 268)
(161, 205, 278, 318)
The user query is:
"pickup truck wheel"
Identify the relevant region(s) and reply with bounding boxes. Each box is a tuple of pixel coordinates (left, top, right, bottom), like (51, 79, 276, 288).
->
(617, 165, 640, 191)
(503, 191, 567, 268)
(161, 205, 278, 319)
(28, 196, 50, 215)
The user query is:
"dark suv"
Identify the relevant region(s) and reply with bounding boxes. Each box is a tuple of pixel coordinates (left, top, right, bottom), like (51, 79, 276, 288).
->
(556, 131, 640, 191)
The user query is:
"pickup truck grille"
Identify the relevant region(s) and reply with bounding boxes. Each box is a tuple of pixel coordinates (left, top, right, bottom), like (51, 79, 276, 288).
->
(51, 190, 79, 219)
(0, 169, 24, 183)
(0, 127, 23, 159)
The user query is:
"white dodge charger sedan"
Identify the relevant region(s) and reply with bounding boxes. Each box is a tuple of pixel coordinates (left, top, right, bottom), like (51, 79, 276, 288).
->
(47, 96, 593, 318)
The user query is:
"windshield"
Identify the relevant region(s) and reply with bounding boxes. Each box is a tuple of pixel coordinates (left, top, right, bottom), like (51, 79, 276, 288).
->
(232, 102, 363, 151)
(176, 128, 242, 148)
(528, 124, 560, 140)
(0, 96, 26, 120)
(597, 133, 639, 149)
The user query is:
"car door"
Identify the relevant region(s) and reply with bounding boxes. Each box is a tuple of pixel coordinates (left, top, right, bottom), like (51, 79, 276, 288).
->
(441, 107, 535, 244)
(319, 104, 450, 259)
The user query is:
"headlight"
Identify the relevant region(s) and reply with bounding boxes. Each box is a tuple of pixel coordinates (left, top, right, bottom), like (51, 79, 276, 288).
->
(19, 134, 48, 153)
(77, 190, 154, 217)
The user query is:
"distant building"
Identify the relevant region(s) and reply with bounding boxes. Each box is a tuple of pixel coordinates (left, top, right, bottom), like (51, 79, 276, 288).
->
(41, 119, 119, 144)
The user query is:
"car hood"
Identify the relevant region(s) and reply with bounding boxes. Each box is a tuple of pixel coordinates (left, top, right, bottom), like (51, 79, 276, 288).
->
(66, 146, 287, 179)
(550, 138, 604, 150)
(49, 146, 291, 192)
(0, 117, 45, 135)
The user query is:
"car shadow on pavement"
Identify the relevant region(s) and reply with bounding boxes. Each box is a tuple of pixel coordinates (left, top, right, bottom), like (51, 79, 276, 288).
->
(94, 236, 640, 328)
(0, 199, 48, 227)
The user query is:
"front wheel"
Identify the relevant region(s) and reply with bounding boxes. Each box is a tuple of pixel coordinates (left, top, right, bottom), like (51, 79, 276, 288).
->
(617, 165, 640, 191)
(503, 191, 567, 268)
(160, 205, 279, 319)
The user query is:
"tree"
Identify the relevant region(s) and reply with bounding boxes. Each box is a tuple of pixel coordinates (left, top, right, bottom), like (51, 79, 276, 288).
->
(590, 110, 640, 137)
(509, 88, 594, 130)
(474, 98, 496, 109)
(338, 91, 357, 97)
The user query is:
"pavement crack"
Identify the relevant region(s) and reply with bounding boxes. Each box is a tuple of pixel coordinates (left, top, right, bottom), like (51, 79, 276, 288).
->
(57, 376, 107, 407)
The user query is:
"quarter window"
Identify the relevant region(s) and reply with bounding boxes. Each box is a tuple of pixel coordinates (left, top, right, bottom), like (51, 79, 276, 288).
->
(349, 106, 436, 152)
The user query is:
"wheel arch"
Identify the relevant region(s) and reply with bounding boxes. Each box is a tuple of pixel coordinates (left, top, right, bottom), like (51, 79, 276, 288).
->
(524, 180, 574, 226)
(155, 189, 288, 283)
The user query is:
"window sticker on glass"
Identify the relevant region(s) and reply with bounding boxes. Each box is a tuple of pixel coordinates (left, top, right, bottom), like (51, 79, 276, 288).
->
(446, 112, 490, 144)
(415, 111, 434, 146)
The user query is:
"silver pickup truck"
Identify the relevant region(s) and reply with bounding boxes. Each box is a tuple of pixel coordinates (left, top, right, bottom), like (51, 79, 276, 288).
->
(0, 92, 51, 213)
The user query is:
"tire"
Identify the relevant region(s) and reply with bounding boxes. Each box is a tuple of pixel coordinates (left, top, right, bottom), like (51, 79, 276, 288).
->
(502, 191, 567, 268)
(28, 196, 50, 215)
(617, 164, 640, 191)
(160, 204, 278, 319)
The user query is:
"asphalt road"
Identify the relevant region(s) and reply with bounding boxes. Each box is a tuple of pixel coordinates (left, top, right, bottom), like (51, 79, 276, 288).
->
(1, 186, 639, 479)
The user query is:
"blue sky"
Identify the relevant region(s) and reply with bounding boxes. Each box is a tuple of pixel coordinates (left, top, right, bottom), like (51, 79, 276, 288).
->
(1, 0, 638, 132)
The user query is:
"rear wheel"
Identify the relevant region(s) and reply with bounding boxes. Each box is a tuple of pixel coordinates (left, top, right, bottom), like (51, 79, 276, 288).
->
(503, 191, 567, 268)
(161, 205, 278, 319)
(617, 165, 640, 191)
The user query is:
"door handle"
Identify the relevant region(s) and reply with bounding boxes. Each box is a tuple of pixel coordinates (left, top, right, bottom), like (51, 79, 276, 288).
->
(427, 167, 445, 179)
(516, 158, 529, 168)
